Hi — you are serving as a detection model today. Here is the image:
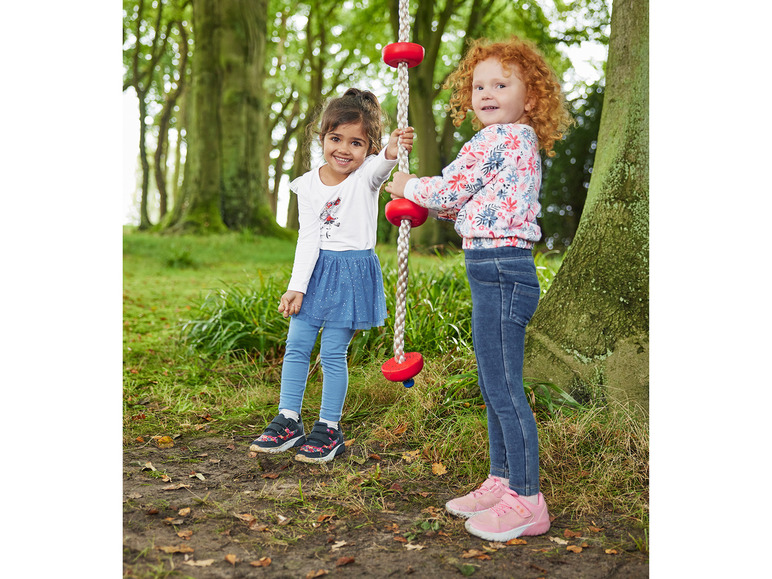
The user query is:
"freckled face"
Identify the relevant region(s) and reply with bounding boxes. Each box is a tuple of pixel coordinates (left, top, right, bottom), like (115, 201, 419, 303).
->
(471, 57, 531, 127)
(319, 122, 369, 185)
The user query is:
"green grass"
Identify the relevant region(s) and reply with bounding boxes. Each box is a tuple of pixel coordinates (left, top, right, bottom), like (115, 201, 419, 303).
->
(124, 229, 648, 523)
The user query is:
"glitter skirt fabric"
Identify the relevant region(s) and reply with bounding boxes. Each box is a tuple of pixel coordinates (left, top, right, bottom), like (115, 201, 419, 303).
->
(293, 249, 387, 330)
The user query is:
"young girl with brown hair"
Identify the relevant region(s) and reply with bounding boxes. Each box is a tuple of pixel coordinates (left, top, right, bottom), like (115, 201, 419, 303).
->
(251, 88, 413, 463)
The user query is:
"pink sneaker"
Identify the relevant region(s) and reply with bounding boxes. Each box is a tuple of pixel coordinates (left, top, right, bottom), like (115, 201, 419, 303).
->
(445, 475, 508, 518)
(464, 490, 551, 541)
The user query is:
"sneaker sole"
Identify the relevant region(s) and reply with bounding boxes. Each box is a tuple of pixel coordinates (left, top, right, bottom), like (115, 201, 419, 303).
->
(250, 436, 305, 454)
(445, 503, 491, 519)
(464, 518, 550, 541)
(294, 444, 346, 464)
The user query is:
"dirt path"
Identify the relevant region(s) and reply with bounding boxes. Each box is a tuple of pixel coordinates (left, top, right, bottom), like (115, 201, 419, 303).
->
(123, 435, 648, 578)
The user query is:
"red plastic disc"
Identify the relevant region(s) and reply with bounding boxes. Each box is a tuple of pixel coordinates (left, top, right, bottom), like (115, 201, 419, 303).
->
(384, 198, 429, 227)
(381, 352, 424, 383)
(382, 42, 425, 68)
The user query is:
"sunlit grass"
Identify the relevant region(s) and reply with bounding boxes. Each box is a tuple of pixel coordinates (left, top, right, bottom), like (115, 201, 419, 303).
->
(124, 230, 647, 522)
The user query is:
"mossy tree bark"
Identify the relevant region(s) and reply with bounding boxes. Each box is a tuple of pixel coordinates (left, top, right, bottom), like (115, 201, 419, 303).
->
(166, 0, 285, 235)
(524, 0, 649, 411)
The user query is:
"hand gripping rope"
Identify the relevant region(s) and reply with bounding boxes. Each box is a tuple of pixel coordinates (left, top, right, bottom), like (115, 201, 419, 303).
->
(380, 0, 428, 389)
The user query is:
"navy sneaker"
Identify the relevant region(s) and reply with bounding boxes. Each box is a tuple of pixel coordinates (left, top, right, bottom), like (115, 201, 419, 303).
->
(250, 414, 305, 453)
(294, 421, 346, 463)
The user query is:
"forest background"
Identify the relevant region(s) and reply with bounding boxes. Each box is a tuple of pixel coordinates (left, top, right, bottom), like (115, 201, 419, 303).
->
(2, 1, 771, 578)
(122, 0, 609, 253)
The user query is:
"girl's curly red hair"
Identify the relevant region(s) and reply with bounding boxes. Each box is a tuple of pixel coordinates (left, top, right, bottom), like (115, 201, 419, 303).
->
(446, 36, 572, 157)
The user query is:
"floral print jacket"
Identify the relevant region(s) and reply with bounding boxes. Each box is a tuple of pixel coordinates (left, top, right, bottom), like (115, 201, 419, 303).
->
(404, 123, 542, 249)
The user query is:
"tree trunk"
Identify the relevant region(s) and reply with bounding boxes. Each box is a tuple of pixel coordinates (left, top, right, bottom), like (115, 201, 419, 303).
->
(154, 23, 188, 222)
(523, 0, 649, 412)
(168, 0, 227, 233)
(138, 95, 153, 229)
(219, 0, 278, 232)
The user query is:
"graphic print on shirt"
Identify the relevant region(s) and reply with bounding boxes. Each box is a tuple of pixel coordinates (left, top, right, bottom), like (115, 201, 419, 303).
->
(320, 197, 342, 239)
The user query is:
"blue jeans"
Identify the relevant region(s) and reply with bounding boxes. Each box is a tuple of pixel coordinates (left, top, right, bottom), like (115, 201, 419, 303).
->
(465, 246, 541, 496)
(278, 316, 356, 423)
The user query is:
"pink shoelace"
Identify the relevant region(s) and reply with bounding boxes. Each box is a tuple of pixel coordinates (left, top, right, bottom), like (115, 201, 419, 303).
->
(491, 495, 531, 518)
(470, 478, 502, 497)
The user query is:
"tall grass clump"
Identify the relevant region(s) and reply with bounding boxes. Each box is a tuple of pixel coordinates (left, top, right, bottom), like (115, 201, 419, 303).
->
(539, 401, 649, 519)
(180, 273, 290, 362)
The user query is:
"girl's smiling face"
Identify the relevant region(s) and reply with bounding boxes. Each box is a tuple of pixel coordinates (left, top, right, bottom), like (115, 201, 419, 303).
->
(471, 57, 531, 127)
(319, 122, 369, 185)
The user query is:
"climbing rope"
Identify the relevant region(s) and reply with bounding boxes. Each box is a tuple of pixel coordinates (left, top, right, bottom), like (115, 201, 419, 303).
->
(381, 0, 427, 386)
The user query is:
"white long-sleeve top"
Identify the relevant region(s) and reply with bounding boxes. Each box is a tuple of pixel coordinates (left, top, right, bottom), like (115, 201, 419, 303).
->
(287, 148, 397, 293)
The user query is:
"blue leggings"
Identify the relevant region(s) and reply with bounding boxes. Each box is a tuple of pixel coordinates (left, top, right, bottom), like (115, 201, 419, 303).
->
(278, 316, 356, 422)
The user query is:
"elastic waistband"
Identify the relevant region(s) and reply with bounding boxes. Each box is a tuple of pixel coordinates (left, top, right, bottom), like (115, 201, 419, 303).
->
(319, 248, 376, 259)
(463, 246, 533, 260)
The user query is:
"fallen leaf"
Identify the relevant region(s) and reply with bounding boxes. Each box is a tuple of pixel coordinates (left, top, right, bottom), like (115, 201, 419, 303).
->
(161, 483, 191, 491)
(462, 549, 489, 559)
(549, 536, 569, 545)
(189, 472, 205, 481)
(136, 436, 145, 443)
(234, 513, 256, 522)
(157, 545, 194, 554)
(404, 544, 425, 550)
(506, 538, 527, 546)
(146, 508, 159, 515)
(225, 553, 239, 565)
(178, 507, 191, 516)
(392, 423, 408, 436)
(276, 514, 291, 526)
(566, 545, 583, 553)
(141, 462, 156, 472)
(369, 453, 382, 461)
(226, 443, 236, 450)
(183, 559, 214, 567)
(393, 536, 407, 543)
(250, 557, 272, 567)
(305, 570, 328, 578)
(605, 548, 618, 555)
(401, 450, 420, 463)
(163, 517, 185, 525)
(177, 530, 193, 540)
(317, 514, 335, 523)
(431, 462, 447, 475)
(564, 529, 583, 538)
(154, 436, 174, 449)
(350, 455, 366, 465)
(336, 556, 355, 567)
(161, 475, 172, 482)
(330, 540, 348, 551)
(390, 482, 403, 492)
(126, 492, 142, 500)
(344, 438, 355, 446)
(262, 473, 279, 479)
(587, 526, 604, 533)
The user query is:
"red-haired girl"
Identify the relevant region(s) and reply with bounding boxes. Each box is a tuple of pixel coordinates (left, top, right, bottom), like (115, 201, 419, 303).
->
(387, 36, 572, 541)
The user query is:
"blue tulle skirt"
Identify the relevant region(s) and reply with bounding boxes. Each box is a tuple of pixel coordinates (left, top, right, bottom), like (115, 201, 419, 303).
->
(293, 249, 387, 330)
